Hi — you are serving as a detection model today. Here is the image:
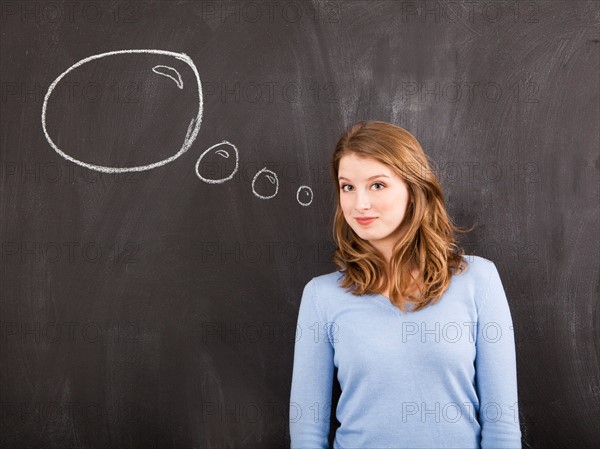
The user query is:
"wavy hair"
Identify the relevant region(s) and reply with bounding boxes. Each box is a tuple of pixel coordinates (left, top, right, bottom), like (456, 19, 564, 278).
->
(330, 120, 474, 313)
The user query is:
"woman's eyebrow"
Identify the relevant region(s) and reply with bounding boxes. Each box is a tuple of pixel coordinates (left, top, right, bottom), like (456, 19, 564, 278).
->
(338, 174, 390, 181)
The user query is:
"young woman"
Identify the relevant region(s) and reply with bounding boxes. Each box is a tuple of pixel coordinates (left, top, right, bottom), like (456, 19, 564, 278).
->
(289, 121, 521, 448)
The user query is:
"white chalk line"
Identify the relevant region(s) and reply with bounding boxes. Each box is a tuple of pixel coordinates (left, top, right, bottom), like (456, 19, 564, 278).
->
(296, 185, 313, 206)
(252, 167, 279, 199)
(152, 65, 184, 89)
(41, 49, 203, 173)
(195, 140, 239, 184)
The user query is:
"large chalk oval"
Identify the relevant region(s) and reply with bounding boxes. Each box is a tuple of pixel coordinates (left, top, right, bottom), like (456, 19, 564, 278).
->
(41, 49, 203, 173)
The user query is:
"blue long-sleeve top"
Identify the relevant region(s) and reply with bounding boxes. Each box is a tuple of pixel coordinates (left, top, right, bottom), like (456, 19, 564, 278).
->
(289, 255, 521, 449)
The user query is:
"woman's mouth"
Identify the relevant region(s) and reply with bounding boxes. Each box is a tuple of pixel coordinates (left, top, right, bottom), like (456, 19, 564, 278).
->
(355, 217, 377, 225)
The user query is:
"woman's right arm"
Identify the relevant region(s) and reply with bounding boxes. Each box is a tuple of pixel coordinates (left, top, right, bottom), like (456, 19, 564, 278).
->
(289, 279, 335, 449)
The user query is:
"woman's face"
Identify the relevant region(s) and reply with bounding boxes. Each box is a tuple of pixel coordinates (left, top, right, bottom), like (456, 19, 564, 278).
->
(338, 153, 411, 259)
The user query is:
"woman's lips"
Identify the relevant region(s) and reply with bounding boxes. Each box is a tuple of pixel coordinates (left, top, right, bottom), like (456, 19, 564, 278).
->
(355, 217, 377, 225)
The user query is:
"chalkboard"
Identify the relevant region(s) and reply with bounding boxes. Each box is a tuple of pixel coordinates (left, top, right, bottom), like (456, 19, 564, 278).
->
(1, 1, 599, 448)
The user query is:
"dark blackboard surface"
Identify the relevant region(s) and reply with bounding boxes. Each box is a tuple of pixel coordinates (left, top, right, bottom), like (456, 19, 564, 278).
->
(1, 1, 599, 447)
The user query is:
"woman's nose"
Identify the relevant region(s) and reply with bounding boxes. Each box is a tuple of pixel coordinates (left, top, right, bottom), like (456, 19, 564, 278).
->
(355, 190, 371, 210)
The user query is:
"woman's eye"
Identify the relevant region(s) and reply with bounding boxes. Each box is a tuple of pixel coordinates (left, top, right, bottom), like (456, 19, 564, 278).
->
(339, 183, 384, 191)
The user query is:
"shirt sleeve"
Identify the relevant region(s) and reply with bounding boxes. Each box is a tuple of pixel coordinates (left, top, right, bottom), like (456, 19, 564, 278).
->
(289, 279, 335, 449)
(475, 262, 522, 449)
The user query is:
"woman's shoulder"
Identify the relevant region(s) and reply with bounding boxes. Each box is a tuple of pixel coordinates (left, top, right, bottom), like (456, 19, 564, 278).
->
(298, 271, 348, 319)
(453, 254, 501, 290)
(305, 270, 345, 292)
(455, 255, 505, 307)
(460, 254, 496, 271)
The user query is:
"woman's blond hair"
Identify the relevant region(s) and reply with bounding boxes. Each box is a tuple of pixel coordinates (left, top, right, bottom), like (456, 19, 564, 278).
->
(330, 120, 474, 312)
